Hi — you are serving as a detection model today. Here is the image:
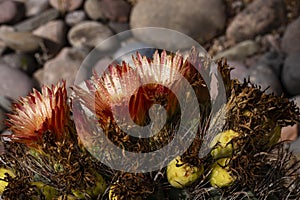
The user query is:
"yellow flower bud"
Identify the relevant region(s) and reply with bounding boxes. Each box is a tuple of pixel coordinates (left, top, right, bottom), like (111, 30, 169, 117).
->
(167, 156, 203, 188)
(210, 158, 236, 188)
(0, 168, 15, 194)
(210, 130, 240, 159)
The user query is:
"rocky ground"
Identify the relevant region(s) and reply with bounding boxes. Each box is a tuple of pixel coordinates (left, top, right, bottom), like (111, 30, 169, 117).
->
(0, 0, 299, 148)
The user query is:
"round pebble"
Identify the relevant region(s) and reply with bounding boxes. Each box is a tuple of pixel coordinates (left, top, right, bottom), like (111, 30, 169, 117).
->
(33, 20, 66, 45)
(0, 63, 35, 99)
(84, 0, 104, 20)
(1, 53, 39, 75)
(0, 31, 42, 52)
(249, 64, 282, 95)
(25, 0, 49, 17)
(65, 10, 86, 26)
(68, 21, 118, 51)
(257, 51, 284, 79)
(34, 47, 88, 91)
(100, 0, 131, 22)
(214, 40, 259, 61)
(227, 61, 250, 82)
(50, 0, 83, 12)
(281, 16, 300, 55)
(281, 124, 298, 142)
(131, 0, 226, 48)
(14, 9, 60, 32)
(0, 1, 23, 24)
(226, 0, 286, 42)
(282, 53, 300, 96)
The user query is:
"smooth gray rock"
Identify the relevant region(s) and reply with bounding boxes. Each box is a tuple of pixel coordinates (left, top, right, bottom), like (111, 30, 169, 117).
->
(14, 8, 59, 31)
(84, 0, 104, 20)
(227, 61, 250, 82)
(113, 39, 155, 65)
(281, 124, 298, 142)
(1, 53, 39, 75)
(93, 57, 114, 74)
(0, 95, 13, 112)
(0, 63, 35, 99)
(65, 10, 86, 26)
(34, 47, 88, 91)
(0, 39, 6, 55)
(290, 135, 300, 154)
(68, 21, 119, 51)
(249, 64, 282, 95)
(0, 1, 18, 24)
(33, 20, 66, 45)
(25, 0, 49, 17)
(281, 16, 300, 55)
(100, 0, 131, 22)
(226, 0, 286, 42)
(214, 40, 259, 60)
(0, 108, 5, 131)
(0, 31, 42, 52)
(257, 51, 284, 78)
(282, 53, 300, 96)
(108, 22, 130, 35)
(49, 0, 83, 12)
(130, 0, 226, 47)
(293, 95, 300, 108)
(0, 25, 14, 32)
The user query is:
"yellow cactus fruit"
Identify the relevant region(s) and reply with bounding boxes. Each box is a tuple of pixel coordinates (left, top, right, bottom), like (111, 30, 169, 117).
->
(210, 130, 240, 159)
(32, 182, 59, 200)
(0, 168, 15, 194)
(210, 158, 236, 188)
(72, 170, 106, 199)
(167, 156, 203, 188)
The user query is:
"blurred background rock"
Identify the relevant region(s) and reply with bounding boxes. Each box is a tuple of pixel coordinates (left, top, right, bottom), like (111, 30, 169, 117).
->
(0, 0, 299, 148)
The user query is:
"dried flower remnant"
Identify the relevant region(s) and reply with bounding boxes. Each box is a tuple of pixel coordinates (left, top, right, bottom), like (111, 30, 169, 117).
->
(225, 80, 300, 152)
(6, 81, 70, 147)
(181, 48, 211, 109)
(2, 175, 41, 199)
(230, 143, 300, 199)
(108, 173, 153, 200)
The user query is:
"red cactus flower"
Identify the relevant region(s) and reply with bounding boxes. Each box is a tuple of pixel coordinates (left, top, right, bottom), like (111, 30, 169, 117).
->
(73, 61, 141, 128)
(131, 50, 183, 125)
(73, 50, 188, 132)
(6, 81, 70, 147)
